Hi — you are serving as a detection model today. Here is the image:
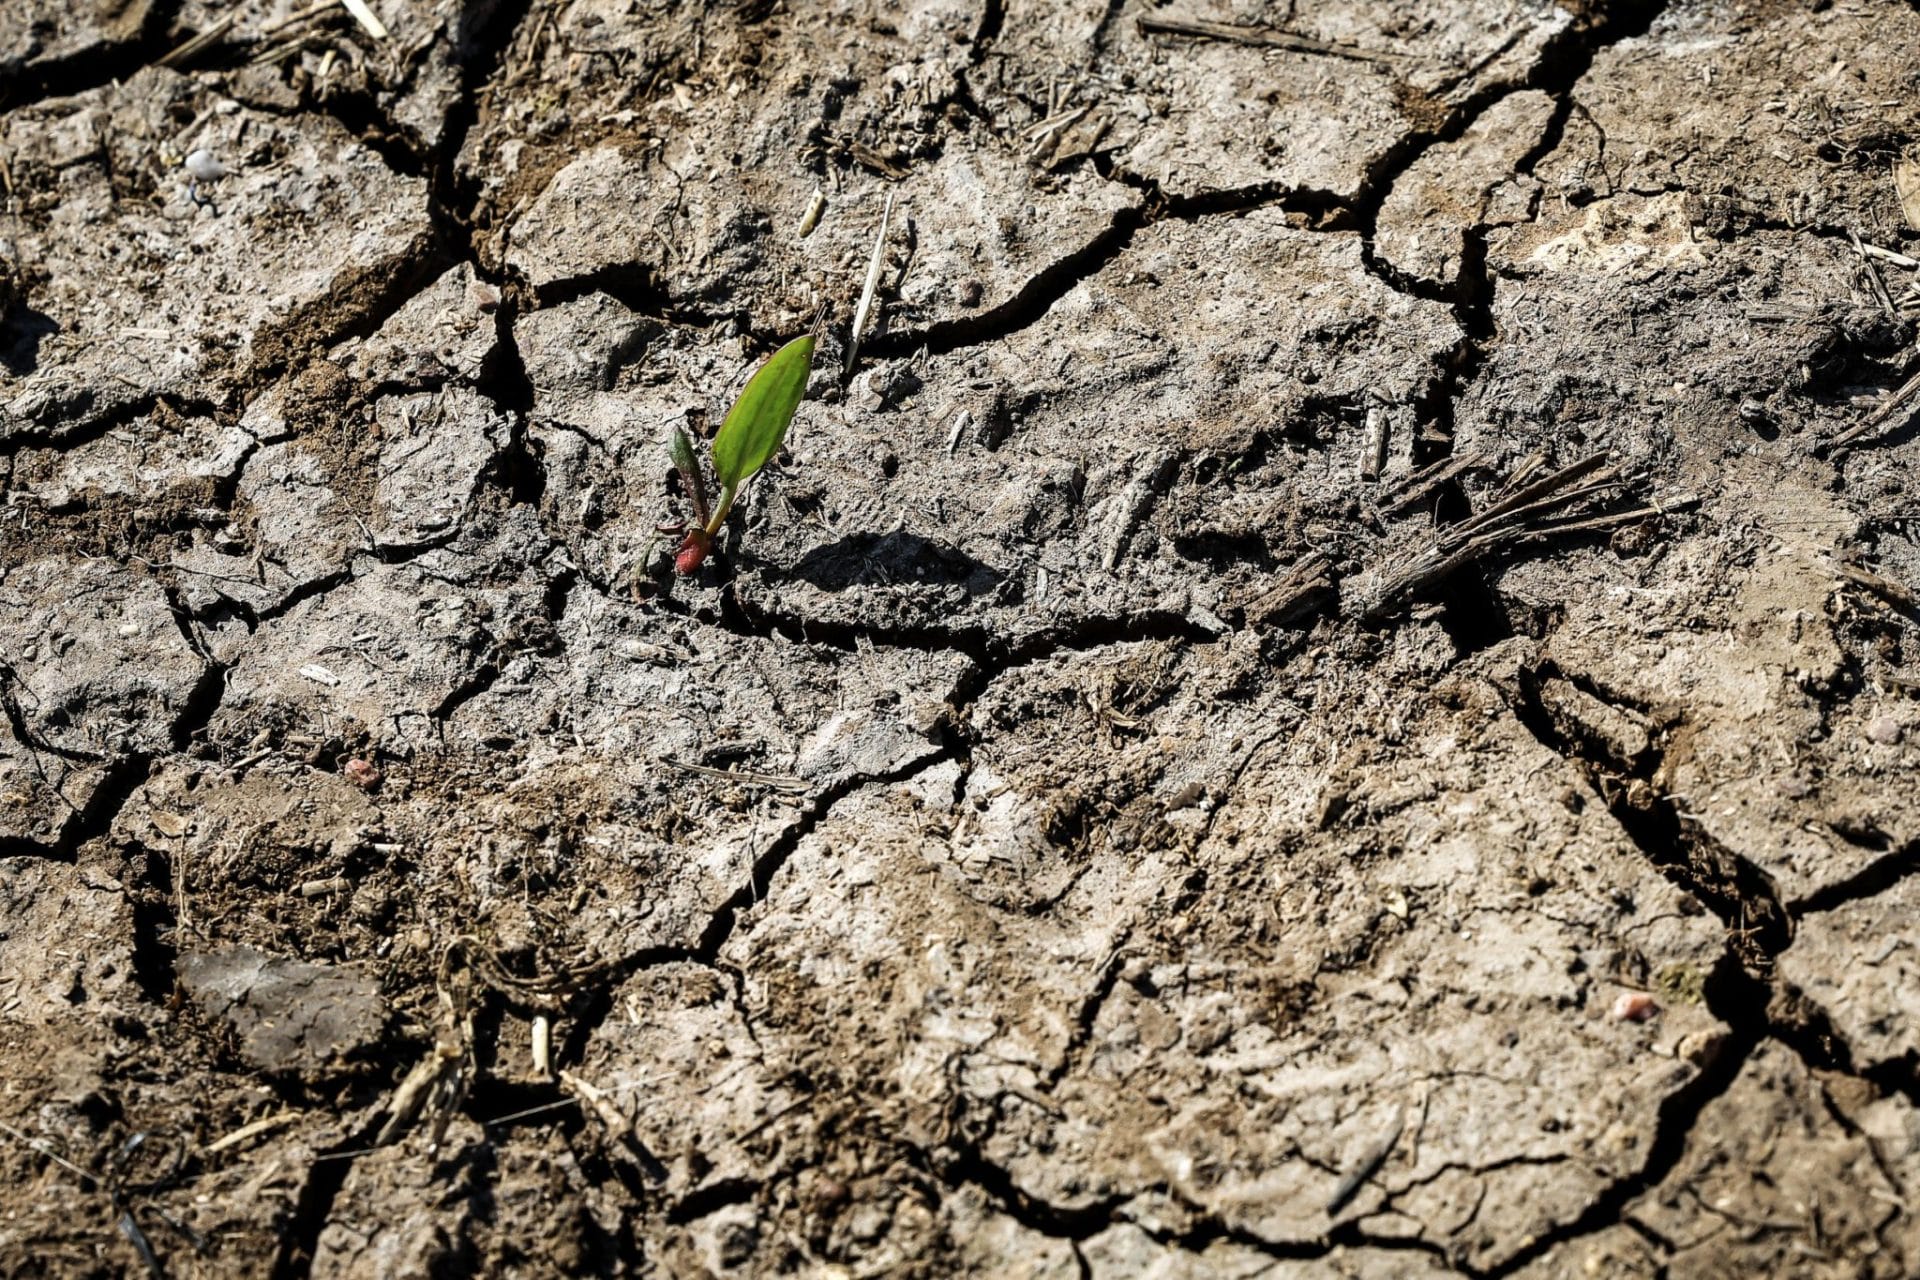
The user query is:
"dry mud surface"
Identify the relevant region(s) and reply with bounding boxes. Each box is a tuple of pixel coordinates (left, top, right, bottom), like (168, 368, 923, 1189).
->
(4, 0, 1920, 1276)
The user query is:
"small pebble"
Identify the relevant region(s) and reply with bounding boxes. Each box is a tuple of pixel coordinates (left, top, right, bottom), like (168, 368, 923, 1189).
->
(343, 758, 383, 792)
(1610, 991, 1659, 1022)
(849, 371, 885, 412)
(184, 149, 226, 182)
(1867, 715, 1902, 746)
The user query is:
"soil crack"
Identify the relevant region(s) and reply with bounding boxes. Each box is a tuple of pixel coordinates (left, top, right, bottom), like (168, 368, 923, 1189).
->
(1787, 838, 1920, 917)
(1, 0, 182, 111)
(1505, 659, 1791, 966)
(1480, 652, 1919, 1271)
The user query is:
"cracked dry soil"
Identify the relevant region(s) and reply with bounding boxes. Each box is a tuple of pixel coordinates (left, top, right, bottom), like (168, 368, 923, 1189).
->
(3, 0, 1920, 1276)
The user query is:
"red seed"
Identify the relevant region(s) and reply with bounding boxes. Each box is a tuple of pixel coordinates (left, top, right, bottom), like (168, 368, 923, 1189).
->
(1610, 991, 1658, 1022)
(343, 758, 383, 792)
(674, 528, 711, 575)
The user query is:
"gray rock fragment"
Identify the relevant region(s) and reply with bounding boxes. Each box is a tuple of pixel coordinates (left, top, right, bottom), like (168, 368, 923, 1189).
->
(180, 946, 386, 1076)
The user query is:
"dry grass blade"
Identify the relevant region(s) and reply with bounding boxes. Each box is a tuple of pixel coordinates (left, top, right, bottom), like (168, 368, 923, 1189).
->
(560, 1070, 669, 1183)
(258, 0, 338, 39)
(159, 15, 235, 67)
(844, 191, 895, 377)
(340, 0, 389, 39)
(250, 35, 315, 65)
(202, 1111, 298, 1157)
(0, 1120, 96, 1183)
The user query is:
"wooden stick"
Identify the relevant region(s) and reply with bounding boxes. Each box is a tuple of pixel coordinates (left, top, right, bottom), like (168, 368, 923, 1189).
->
(1380, 450, 1493, 517)
(1828, 367, 1920, 453)
(1242, 553, 1336, 629)
(1362, 534, 1504, 619)
(1834, 563, 1920, 616)
(1137, 15, 1409, 64)
(1360, 457, 1679, 618)
(1360, 406, 1387, 482)
(1457, 452, 1611, 532)
(1449, 473, 1624, 545)
(1510, 495, 1701, 542)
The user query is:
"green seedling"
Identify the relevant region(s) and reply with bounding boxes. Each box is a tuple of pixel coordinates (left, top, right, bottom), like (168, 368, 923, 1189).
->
(669, 334, 816, 574)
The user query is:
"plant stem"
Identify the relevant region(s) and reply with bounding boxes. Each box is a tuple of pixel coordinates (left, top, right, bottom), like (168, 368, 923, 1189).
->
(703, 483, 738, 538)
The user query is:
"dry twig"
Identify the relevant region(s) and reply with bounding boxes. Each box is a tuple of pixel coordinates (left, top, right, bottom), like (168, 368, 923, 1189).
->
(1835, 562, 1920, 617)
(158, 15, 235, 67)
(1138, 14, 1411, 64)
(1360, 453, 1687, 618)
(1827, 367, 1920, 454)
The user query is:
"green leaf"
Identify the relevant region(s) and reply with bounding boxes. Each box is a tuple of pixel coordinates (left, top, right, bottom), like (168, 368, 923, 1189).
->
(668, 425, 711, 524)
(710, 335, 815, 492)
(668, 424, 700, 478)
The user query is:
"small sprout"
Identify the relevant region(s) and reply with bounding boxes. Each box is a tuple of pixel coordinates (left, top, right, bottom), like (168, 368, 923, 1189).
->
(670, 335, 816, 574)
(711, 335, 815, 492)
